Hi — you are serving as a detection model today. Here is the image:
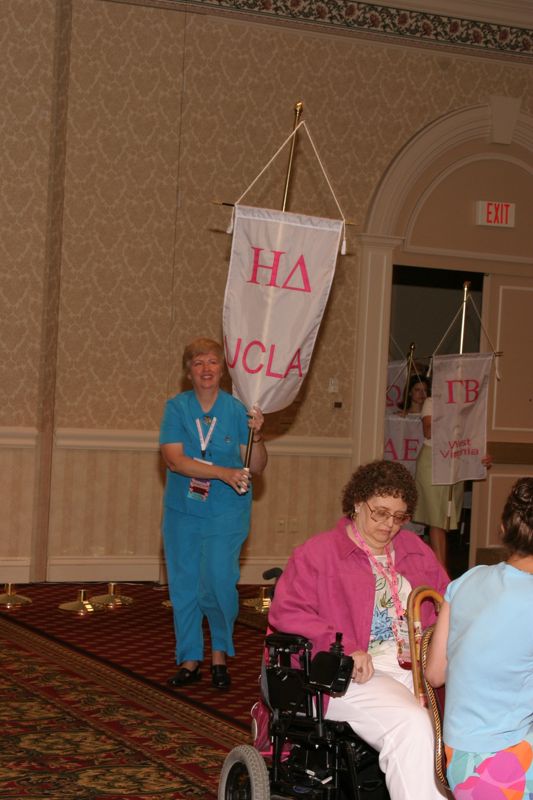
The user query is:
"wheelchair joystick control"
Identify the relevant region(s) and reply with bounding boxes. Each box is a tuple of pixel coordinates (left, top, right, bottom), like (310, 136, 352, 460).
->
(308, 631, 354, 695)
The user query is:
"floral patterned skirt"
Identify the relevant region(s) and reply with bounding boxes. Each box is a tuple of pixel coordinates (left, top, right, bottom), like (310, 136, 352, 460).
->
(445, 734, 533, 799)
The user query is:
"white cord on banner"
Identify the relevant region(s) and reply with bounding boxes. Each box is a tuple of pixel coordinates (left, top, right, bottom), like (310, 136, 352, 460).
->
(390, 335, 406, 361)
(226, 120, 347, 253)
(429, 294, 501, 381)
(431, 306, 462, 358)
(464, 295, 502, 381)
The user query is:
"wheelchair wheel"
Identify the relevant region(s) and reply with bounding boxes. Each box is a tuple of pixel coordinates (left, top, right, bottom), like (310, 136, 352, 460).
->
(218, 744, 270, 800)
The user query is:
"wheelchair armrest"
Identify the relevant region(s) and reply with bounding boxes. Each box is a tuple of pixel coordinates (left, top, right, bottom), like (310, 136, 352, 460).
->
(265, 632, 313, 654)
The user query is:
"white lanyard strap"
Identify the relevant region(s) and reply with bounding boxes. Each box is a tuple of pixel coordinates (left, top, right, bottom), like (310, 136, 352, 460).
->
(195, 417, 217, 458)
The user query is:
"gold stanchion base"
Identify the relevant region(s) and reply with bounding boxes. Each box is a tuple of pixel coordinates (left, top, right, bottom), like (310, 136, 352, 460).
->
(241, 586, 271, 614)
(0, 583, 32, 609)
(88, 582, 133, 609)
(59, 589, 104, 615)
(162, 599, 172, 609)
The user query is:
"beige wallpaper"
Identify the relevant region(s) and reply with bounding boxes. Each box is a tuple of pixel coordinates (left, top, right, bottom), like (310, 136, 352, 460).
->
(2, 0, 533, 579)
(5, 1, 531, 435)
(1, 0, 57, 427)
(55, 0, 185, 429)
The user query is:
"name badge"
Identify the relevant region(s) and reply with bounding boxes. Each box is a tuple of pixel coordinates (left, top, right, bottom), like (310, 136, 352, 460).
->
(187, 458, 212, 502)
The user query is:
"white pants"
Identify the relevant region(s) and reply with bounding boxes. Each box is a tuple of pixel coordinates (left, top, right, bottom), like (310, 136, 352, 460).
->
(325, 660, 447, 800)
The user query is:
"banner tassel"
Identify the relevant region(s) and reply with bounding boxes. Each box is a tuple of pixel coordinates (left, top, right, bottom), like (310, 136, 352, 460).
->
(226, 211, 234, 235)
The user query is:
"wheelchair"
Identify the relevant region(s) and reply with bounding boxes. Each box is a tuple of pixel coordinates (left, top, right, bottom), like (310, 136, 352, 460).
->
(218, 629, 390, 800)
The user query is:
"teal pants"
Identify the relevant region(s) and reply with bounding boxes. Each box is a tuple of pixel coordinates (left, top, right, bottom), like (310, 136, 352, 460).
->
(162, 507, 249, 664)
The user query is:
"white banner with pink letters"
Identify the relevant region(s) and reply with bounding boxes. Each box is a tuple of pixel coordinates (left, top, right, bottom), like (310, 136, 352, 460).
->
(385, 360, 407, 414)
(384, 414, 423, 477)
(223, 205, 342, 413)
(431, 353, 493, 485)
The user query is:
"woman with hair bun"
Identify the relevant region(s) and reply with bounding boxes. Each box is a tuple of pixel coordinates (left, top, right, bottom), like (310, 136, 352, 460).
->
(426, 477, 533, 798)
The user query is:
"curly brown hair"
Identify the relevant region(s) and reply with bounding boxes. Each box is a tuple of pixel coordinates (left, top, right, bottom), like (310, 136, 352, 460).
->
(341, 460, 417, 517)
(501, 477, 533, 556)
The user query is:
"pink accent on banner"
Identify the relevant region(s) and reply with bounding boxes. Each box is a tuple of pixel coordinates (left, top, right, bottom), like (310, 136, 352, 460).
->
(431, 353, 493, 485)
(223, 205, 342, 413)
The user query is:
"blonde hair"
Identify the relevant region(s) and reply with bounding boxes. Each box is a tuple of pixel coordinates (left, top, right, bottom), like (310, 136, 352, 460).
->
(182, 337, 224, 373)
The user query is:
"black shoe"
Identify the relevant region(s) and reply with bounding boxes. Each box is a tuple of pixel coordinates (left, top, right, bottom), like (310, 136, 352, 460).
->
(211, 664, 231, 690)
(167, 665, 201, 687)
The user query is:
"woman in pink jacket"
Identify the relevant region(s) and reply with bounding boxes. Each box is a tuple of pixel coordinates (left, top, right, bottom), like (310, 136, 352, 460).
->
(269, 459, 449, 800)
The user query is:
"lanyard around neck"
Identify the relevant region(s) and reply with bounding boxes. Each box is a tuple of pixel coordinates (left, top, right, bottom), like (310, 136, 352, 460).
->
(195, 417, 217, 458)
(351, 524, 405, 622)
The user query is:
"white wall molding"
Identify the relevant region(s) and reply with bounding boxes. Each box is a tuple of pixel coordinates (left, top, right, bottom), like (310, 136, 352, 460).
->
(240, 555, 289, 585)
(0, 427, 39, 448)
(403, 244, 533, 266)
(52, 428, 353, 458)
(351, 237, 397, 467)
(54, 428, 160, 451)
(46, 556, 162, 582)
(45, 554, 286, 585)
(266, 436, 353, 458)
(0, 558, 31, 584)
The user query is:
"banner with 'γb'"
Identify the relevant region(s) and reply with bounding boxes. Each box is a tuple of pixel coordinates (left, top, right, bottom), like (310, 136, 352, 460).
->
(431, 353, 493, 485)
(223, 205, 343, 413)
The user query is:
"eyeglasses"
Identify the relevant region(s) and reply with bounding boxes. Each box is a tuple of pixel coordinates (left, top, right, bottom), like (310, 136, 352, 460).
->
(365, 502, 410, 526)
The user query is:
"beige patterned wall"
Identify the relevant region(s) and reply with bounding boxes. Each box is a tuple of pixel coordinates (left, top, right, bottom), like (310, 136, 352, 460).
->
(56, 0, 185, 429)
(2, 0, 533, 581)
(1, 0, 57, 426)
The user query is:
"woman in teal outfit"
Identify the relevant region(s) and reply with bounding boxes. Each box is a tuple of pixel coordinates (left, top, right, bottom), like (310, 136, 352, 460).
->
(160, 337, 267, 690)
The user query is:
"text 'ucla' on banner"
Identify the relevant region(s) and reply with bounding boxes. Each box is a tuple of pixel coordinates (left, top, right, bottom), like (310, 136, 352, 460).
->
(223, 205, 343, 413)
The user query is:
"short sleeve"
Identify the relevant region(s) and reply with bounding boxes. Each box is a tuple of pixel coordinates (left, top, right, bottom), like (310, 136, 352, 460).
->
(421, 396, 432, 417)
(159, 398, 186, 445)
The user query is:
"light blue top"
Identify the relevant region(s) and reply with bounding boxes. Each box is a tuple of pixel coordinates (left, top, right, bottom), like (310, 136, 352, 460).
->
(443, 561, 533, 752)
(159, 389, 251, 518)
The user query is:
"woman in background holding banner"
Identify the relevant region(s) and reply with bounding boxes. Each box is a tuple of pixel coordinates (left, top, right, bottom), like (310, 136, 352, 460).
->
(397, 374, 430, 416)
(425, 477, 533, 798)
(414, 391, 491, 568)
(413, 391, 463, 568)
(160, 337, 267, 690)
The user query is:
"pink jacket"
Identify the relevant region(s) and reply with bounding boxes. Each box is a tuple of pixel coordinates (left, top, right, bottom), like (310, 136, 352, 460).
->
(268, 517, 450, 659)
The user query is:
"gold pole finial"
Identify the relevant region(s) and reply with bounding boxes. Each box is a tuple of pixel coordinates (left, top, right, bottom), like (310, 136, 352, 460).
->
(459, 282, 471, 356)
(281, 101, 304, 212)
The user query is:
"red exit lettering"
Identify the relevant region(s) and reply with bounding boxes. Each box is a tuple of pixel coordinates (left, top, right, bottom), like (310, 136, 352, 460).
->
(475, 201, 515, 228)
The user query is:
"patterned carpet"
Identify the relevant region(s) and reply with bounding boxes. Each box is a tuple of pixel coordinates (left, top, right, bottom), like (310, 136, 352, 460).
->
(0, 582, 268, 732)
(0, 582, 270, 799)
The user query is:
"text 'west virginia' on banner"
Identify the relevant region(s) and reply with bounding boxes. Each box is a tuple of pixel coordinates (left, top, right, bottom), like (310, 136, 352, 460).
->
(431, 353, 494, 485)
(222, 205, 343, 413)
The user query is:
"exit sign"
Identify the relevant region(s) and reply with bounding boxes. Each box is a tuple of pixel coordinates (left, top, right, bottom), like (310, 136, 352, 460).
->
(475, 200, 515, 227)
